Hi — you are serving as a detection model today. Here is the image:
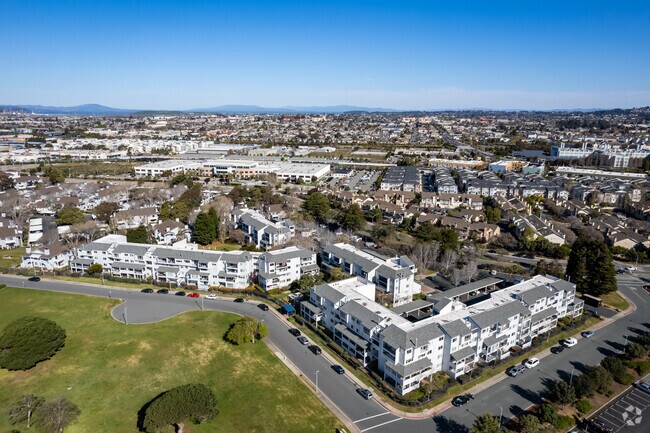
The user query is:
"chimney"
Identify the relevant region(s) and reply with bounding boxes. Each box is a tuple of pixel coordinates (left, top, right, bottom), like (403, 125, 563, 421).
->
(44, 248, 50, 256)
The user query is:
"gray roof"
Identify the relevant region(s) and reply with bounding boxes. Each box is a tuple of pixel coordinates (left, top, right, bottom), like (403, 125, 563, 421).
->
(239, 212, 270, 231)
(71, 258, 94, 265)
(550, 279, 575, 294)
(261, 247, 313, 263)
(187, 270, 210, 277)
(483, 333, 508, 348)
(432, 277, 502, 301)
(381, 322, 443, 350)
(385, 356, 433, 378)
(391, 299, 433, 316)
(113, 244, 150, 256)
(301, 263, 320, 273)
(440, 319, 472, 338)
(157, 266, 180, 274)
(339, 300, 383, 329)
(470, 301, 530, 329)
(300, 300, 322, 315)
(312, 283, 346, 304)
(81, 241, 113, 252)
(531, 307, 558, 324)
(450, 346, 476, 362)
(334, 323, 369, 349)
(221, 251, 253, 263)
(518, 285, 553, 305)
(112, 261, 146, 271)
(323, 244, 381, 274)
(153, 247, 220, 262)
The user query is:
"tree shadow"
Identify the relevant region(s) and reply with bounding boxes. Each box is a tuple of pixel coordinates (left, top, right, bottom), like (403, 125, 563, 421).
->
(556, 368, 571, 382)
(508, 404, 525, 417)
(569, 360, 588, 373)
(604, 339, 625, 352)
(627, 326, 646, 336)
(509, 384, 542, 404)
(137, 391, 166, 431)
(597, 346, 617, 357)
(432, 415, 470, 433)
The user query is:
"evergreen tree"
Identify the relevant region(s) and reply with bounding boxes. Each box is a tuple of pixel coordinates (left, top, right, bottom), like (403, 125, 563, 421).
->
(471, 414, 502, 433)
(566, 237, 617, 296)
(338, 204, 365, 231)
(208, 207, 220, 240)
(142, 384, 217, 433)
(192, 212, 216, 245)
(302, 191, 330, 223)
(127, 225, 150, 244)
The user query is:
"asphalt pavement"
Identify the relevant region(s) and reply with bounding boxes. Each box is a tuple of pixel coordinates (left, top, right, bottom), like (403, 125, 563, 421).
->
(1, 267, 648, 433)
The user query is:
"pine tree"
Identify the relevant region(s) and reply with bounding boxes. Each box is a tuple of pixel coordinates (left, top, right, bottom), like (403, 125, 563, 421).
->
(207, 207, 220, 241)
(193, 212, 216, 245)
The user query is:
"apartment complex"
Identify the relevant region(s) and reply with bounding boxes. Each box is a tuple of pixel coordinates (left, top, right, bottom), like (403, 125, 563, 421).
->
(320, 243, 420, 307)
(70, 235, 315, 291)
(380, 166, 422, 192)
(300, 274, 583, 395)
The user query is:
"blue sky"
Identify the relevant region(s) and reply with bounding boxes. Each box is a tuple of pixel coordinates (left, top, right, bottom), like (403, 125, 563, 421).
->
(1, 0, 649, 110)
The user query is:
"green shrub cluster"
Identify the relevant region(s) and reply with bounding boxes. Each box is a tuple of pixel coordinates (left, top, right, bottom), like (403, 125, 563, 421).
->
(0, 317, 66, 370)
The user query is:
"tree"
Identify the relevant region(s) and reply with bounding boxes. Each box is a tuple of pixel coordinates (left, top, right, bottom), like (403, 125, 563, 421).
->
(127, 225, 150, 244)
(439, 250, 458, 274)
(566, 237, 617, 296)
(548, 380, 575, 406)
(518, 414, 540, 433)
(47, 167, 65, 184)
(328, 267, 346, 281)
(192, 212, 216, 245)
(302, 191, 330, 223)
(338, 204, 365, 231)
(34, 397, 80, 433)
(56, 207, 85, 226)
(573, 373, 597, 398)
(9, 394, 45, 428)
(0, 317, 66, 371)
(471, 413, 502, 433)
(0, 173, 14, 191)
(366, 207, 383, 223)
(485, 206, 501, 224)
(537, 403, 558, 425)
(410, 242, 440, 271)
(87, 263, 103, 276)
(94, 202, 120, 223)
(66, 220, 100, 251)
(160, 201, 174, 221)
(585, 365, 613, 394)
(624, 342, 647, 359)
(225, 317, 268, 345)
(142, 384, 217, 433)
(461, 259, 479, 283)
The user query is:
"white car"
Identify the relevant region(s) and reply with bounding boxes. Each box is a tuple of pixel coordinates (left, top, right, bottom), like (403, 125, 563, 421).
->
(562, 337, 577, 348)
(204, 294, 218, 300)
(524, 357, 540, 369)
(626, 266, 638, 272)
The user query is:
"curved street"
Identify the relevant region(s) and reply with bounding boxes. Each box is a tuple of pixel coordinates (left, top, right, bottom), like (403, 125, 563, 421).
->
(1, 269, 648, 433)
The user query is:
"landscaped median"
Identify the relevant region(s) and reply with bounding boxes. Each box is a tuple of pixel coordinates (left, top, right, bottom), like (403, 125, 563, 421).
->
(291, 314, 602, 415)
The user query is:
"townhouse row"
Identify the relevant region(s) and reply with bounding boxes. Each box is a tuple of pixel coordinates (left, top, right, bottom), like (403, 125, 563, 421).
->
(231, 208, 295, 249)
(70, 235, 316, 291)
(300, 274, 583, 395)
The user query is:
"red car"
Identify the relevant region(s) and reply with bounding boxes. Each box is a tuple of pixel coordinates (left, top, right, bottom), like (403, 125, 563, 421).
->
(187, 292, 200, 298)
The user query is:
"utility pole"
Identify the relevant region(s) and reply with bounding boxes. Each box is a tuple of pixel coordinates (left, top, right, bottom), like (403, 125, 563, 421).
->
(315, 370, 319, 395)
(569, 366, 575, 385)
(499, 406, 503, 426)
(124, 307, 128, 325)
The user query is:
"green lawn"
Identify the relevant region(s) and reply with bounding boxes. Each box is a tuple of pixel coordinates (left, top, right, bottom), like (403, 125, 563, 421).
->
(200, 241, 242, 252)
(0, 247, 25, 269)
(0, 287, 341, 433)
(601, 291, 630, 311)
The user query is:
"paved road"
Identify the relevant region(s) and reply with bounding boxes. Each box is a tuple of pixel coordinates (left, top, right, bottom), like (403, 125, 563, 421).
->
(1, 268, 648, 433)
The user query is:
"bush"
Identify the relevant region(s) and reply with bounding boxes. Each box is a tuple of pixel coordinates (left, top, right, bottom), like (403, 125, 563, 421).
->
(537, 403, 558, 425)
(553, 415, 574, 430)
(617, 372, 635, 385)
(0, 317, 66, 371)
(575, 399, 592, 414)
(626, 360, 650, 375)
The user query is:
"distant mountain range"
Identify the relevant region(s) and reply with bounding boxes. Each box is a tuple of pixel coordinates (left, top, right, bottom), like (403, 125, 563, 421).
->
(0, 103, 402, 115)
(1, 103, 647, 115)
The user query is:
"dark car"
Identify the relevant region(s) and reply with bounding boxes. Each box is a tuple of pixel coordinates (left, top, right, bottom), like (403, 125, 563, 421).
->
(507, 364, 526, 377)
(157, 289, 169, 294)
(551, 345, 565, 354)
(357, 388, 373, 400)
(451, 393, 473, 407)
(28, 276, 41, 282)
(234, 298, 245, 303)
(175, 291, 186, 296)
(141, 288, 154, 293)
(308, 345, 322, 355)
(288, 328, 301, 337)
(587, 418, 614, 433)
(258, 303, 269, 311)
(332, 365, 345, 375)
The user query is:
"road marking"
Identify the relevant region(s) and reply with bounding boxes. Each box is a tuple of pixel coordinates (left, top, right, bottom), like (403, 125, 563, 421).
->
(629, 391, 650, 404)
(354, 412, 391, 423)
(625, 393, 649, 407)
(360, 417, 402, 432)
(600, 411, 624, 428)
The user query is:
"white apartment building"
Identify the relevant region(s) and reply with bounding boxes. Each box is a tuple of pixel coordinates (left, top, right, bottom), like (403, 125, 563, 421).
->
(134, 160, 192, 177)
(257, 246, 319, 291)
(232, 209, 295, 249)
(70, 235, 313, 291)
(320, 243, 420, 307)
(300, 275, 583, 396)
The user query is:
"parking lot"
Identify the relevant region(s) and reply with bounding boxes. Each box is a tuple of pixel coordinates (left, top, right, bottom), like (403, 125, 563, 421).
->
(574, 383, 650, 433)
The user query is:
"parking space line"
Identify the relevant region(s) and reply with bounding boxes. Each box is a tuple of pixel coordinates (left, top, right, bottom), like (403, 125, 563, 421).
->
(599, 411, 624, 428)
(628, 391, 650, 404)
(622, 394, 648, 408)
(354, 412, 390, 424)
(359, 417, 402, 432)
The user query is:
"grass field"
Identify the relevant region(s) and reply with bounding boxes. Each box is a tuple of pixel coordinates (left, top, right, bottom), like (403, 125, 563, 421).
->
(199, 241, 242, 252)
(0, 287, 341, 433)
(0, 247, 24, 269)
(601, 291, 630, 311)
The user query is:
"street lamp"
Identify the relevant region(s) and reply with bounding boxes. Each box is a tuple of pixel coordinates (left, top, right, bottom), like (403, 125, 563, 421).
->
(315, 370, 319, 394)
(622, 335, 628, 354)
(569, 365, 575, 385)
(124, 307, 128, 325)
(499, 406, 503, 426)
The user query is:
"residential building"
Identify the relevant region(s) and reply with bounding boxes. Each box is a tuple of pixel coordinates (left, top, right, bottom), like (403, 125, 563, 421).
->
(113, 207, 159, 230)
(257, 246, 318, 291)
(232, 208, 295, 249)
(380, 166, 422, 192)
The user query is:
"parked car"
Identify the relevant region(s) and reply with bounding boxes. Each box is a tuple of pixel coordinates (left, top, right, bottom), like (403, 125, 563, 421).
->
(524, 358, 540, 369)
(234, 298, 245, 303)
(258, 303, 269, 311)
(187, 292, 200, 298)
(204, 294, 218, 300)
(141, 288, 154, 293)
(635, 380, 650, 394)
(157, 289, 169, 294)
(28, 276, 41, 282)
(288, 328, 301, 337)
(587, 418, 614, 433)
(357, 388, 373, 400)
(551, 346, 565, 354)
(297, 336, 309, 345)
(332, 365, 345, 375)
(175, 291, 186, 296)
(452, 393, 473, 407)
(308, 345, 322, 355)
(507, 364, 526, 377)
(582, 330, 595, 338)
(562, 337, 577, 348)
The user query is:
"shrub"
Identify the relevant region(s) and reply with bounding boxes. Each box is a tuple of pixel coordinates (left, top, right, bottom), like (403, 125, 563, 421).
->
(0, 317, 66, 371)
(553, 415, 574, 430)
(625, 342, 647, 360)
(141, 384, 217, 433)
(617, 372, 635, 385)
(626, 360, 650, 375)
(537, 403, 558, 425)
(575, 399, 592, 414)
